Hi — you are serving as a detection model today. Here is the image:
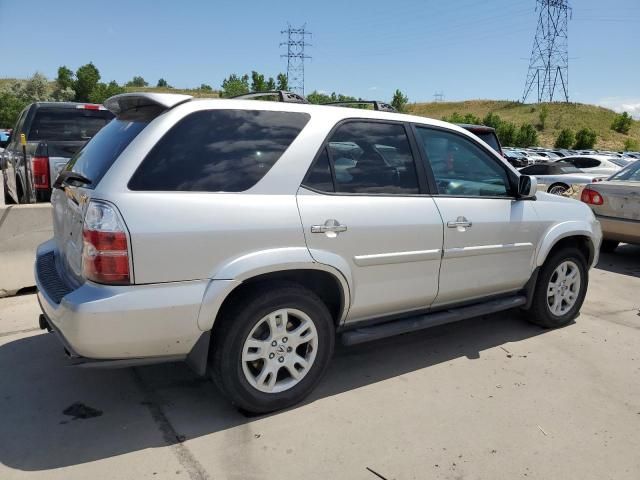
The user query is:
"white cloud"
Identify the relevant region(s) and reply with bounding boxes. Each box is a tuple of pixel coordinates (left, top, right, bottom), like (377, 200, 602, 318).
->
(597, 97, 640, 119)
(368, 86, 378, 91)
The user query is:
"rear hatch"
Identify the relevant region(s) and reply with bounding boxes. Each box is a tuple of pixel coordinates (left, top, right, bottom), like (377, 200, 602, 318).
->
(51, 93, 191, 285)
(28, 105, 114, 183)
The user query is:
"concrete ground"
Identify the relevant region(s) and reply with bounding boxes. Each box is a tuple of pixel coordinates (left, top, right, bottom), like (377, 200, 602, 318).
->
(0, 247, 639, 480)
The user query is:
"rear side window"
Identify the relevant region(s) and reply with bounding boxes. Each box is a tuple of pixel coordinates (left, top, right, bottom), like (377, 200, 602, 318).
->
(28, 108, 113, 141)
(129, 110, 310, 192)
(66, 119, 149, 188)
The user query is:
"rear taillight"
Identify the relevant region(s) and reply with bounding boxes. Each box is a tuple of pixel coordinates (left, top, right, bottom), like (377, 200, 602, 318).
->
(31, 156, 50, 189)
(82, 200, 131, 285)
(581, 187, 604, 205)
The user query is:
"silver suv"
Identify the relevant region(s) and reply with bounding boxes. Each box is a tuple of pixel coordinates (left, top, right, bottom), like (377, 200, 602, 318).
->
(36, 92, 602, 413)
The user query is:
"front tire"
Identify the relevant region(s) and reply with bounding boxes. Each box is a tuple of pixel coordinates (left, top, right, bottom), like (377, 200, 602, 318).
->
(526, 247, 588, 328)
(210, 283, 335, 414)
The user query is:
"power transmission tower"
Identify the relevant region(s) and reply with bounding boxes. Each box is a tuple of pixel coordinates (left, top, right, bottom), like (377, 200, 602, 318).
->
(280, 24, 312, 95)
(433, 91, 445, 103)
(522, 0, 571, 103)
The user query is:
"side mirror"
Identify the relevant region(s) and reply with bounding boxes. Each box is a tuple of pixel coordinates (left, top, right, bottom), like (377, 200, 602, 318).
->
(517, 175, 537, 198)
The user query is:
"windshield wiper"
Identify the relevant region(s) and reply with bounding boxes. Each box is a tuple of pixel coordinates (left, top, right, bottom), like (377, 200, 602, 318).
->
(53, 170, 92, 189)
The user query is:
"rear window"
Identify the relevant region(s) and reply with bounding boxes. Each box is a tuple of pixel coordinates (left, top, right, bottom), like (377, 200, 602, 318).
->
(610, 161, 640, 182)
(474, 131, 501, 153)
(65, 119, 148, 188)
(28, 108, 113, 142)
(128, 109, 310, 192)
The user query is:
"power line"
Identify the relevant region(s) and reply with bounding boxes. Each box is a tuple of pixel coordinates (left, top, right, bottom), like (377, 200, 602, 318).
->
(433, 91, 445, 102)
(280, 23, 311, 95)
(522, 0, 572, 103)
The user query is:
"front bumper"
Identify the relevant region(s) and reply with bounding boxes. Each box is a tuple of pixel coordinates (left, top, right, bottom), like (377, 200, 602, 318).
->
(35, 240, 211, 361)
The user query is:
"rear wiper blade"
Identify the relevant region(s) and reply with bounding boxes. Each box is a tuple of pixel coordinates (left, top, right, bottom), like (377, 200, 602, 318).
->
(53, 170, 92, 189)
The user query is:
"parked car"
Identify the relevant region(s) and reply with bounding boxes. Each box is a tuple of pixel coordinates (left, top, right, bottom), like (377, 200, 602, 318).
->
(502, 149, 529, 168)
(456, 124, 503, 156)
(519, 162, 607, 196)
(581, 160, 640, 252)
(36, 92, 601, 413)
(1, 102, 114, 204)
(558, 155, 622, 177)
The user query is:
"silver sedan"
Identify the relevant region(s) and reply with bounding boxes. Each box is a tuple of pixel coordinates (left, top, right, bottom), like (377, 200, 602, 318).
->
(519, 162, 607, 197)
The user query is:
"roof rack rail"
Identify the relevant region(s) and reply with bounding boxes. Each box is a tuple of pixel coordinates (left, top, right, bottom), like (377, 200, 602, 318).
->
(231, 90, 308, 104)
(323, 100, 397, 113)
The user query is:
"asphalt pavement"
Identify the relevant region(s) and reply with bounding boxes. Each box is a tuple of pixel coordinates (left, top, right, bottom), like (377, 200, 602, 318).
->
(0, 246, 639, 480)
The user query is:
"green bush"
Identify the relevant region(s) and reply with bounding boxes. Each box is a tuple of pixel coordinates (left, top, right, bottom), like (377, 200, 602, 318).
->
(391, 89, 408, 112)
(515, 123, 538, 147)
(442, 112, 481, 125)
(624, 138, 639, 151)
(496, 121, 517, 146)
(574, 128, 598, 149)
(611, 112, 633, 134)
(482, 112, 502, 129)
(554, 128, 575, 149)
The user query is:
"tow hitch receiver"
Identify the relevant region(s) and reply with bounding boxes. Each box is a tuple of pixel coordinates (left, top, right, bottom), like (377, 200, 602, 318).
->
(39, 314, 52, 332)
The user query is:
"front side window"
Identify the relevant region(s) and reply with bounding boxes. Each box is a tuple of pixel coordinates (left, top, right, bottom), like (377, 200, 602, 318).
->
(129, 109, 310, 192)
(415, 127, 512, 197)
(322, 121, 419, 194)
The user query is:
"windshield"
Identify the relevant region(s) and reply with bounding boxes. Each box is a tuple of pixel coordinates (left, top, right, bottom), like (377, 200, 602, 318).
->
(28, 108, 114, 142)
(65, 119, 148, 188)
(609, 161, 640, 182)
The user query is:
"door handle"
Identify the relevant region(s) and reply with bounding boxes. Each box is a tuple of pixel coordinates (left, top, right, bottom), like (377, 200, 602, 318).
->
(447, 216, 472, 228)
(311, 219, 348, 234)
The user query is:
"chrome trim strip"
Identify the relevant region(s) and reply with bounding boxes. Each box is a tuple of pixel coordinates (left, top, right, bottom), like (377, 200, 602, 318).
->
(354, 249, 441, 267)
(443, 242, 534, 259)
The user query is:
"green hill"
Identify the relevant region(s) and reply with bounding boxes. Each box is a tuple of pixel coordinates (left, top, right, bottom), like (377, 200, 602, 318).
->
(406, 100, 639, 151)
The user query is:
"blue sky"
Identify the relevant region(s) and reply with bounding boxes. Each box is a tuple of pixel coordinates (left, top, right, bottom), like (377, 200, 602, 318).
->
(0, 0, 638, 114)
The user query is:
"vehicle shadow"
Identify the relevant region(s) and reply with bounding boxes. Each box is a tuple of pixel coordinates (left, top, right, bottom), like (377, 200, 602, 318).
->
(0, 310, 545, 472)
(595, 243, 640, 278)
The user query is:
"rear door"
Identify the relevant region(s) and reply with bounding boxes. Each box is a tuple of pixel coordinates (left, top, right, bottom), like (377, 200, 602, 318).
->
(297, 120, 444, 323)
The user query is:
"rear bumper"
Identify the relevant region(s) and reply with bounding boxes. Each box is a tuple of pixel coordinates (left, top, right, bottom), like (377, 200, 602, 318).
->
(596, 214, 640, 244)
(35, 240, 213, 360)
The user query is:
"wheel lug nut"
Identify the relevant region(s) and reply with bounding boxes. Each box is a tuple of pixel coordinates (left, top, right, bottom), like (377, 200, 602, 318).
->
(271, 340, 277, 347)
(282, 337, 288, 343)
(287, 347, 293, 352)
(278, 357, 284, 363)
(269, 353, 275, 359)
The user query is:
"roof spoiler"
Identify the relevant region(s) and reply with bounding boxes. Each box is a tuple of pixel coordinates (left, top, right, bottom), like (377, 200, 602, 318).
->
(104, 93, 193, 116)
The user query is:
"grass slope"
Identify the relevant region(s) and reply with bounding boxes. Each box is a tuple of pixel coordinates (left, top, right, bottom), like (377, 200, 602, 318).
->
(407, 100, 640, 150)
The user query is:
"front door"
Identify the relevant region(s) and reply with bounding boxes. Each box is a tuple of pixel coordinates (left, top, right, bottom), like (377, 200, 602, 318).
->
(297, 120, 444, 323)
(413, 126, 538, 306)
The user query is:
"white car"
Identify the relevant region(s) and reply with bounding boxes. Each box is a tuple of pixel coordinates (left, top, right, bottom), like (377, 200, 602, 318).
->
(558, 155, 622, 176)
(35, 91, 602, 413)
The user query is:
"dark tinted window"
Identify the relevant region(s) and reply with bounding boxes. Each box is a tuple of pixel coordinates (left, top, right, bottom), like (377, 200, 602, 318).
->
(129, 110, 310, 192)
(304, 148, 334, 192)
(66, 119, 148, 188)
(566, 157, 600, 169)
(28, 108, 113, 141)
(326, 122, 419, 194)
(416, 127, 511, 197)
(474, 131, 501, 153)
(520, 165, 548, 175)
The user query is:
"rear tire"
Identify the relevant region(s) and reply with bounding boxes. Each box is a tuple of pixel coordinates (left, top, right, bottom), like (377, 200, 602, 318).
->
(547, 183, 569, 196)
(210, 283, 335, 414)
(600, 240, 619, 253)
(526, 247, 588, 328)
(2, 172, 15, 204)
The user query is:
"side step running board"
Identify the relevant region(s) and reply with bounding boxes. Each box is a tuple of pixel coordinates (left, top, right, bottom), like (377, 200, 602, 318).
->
(341, 295, 527, 346)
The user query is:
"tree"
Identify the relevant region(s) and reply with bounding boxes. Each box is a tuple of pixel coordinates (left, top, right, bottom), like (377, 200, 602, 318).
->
(74, 62, 101, 102)
(574, 128, 597, 149)
(442, 112, 481, 125)
(538, 105, 549, 130)
(0, 90, 29, 128)
(126, 76, 148, 87)
(515, 123, 538, 147)
(265, 77, 276, 91)
(496, 121, 517, 146)
(276, 73, 288, 91)
(56, 66, 74, 91)
(199, 83, 212, 91)
(623, 138, 639, 151)
(220, 74, 250, 98)
(554, 128, 575, 149)
(391, 89, 408, 112)
(250, 71, 266, 92)
(611, 112, 633, 134)
(157, 78, 169, 87)
(21, 72, 50, 102)
(88, 80, 125, 104)
(482, 112, 502, 129)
